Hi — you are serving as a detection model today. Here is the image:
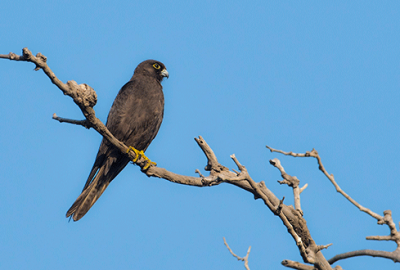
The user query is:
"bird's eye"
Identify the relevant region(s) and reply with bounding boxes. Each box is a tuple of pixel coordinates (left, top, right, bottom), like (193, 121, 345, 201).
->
(153, 63, 161, 69)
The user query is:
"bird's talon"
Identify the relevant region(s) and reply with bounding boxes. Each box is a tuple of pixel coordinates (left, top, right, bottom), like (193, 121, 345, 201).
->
(127, 146, 141, 162)
(143, 163, 150, 170)
(143, 160, 156, 170)
(136, 150, 145, 162)
(141, 154, 156, 170)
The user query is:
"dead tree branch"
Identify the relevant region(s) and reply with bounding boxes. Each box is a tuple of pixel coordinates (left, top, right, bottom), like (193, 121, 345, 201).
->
(52, 113, 91, 129)
(223, 237, 251, 270)
(266, 145, 400, 263)
(265, 146, 383, 220)
(282, 260, 314, 270)
(328, 249, 400, 264)
(270, 158, 304, 214)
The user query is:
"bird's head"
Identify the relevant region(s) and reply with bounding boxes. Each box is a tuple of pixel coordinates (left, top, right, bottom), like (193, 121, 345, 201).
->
(135, 60, 169, 82)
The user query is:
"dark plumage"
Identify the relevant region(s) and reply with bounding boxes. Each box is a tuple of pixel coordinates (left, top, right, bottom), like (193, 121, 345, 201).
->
(66, 60, 169, 221)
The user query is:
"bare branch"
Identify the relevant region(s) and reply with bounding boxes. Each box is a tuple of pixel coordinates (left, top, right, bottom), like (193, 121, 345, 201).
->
(194, 169, 205, 178)
(366, 235, 393, 241)
(300, 183, 308, 194)
(282, 259, 343, 270)
(281, 260, 314, 270)
(266, 146, 382, 219)
(223, 237, 251, 270)
(195, 136, 220, 171)
(328, 249, 400, 264)
(269, 158, 303, 214)
(231, 154, 245, 171)
(316, 243, 333, 252)
(266, 146, 313, 158)
(52, 113, 92, 129)
(274, 197, 285, 215)
(267, 145, 400, 250)
(230, 156, 329, 267)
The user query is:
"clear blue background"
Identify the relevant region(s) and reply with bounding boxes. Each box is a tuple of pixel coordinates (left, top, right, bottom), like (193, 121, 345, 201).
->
(1, 1, 399, 269)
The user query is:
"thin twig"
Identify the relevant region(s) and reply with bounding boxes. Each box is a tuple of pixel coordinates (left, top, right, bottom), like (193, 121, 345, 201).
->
(223, 237, 251, 270)
(269, 158, 302, 213)
(52, 113, 92, 129)
(328, 249, 400, 264)
(317, 243, 333, 252)
(281, 260, 314, 270)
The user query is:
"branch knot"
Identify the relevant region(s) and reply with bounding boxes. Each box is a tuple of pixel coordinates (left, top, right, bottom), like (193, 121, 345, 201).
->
(67, 80, 97, 108)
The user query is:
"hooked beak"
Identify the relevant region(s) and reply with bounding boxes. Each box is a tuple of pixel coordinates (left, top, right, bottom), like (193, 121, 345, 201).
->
(161, 68, 169, 79)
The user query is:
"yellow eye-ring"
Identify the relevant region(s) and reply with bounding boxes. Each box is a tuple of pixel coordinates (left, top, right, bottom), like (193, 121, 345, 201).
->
(153, 63, 161, 69)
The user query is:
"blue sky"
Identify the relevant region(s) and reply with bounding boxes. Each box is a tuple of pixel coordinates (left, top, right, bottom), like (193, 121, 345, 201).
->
(1, 1, 399, 269)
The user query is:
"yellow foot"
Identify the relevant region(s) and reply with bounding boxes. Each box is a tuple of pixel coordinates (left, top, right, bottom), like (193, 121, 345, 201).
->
(126, 146, 141, 162)
(142, 155, 157, 170)
(126, 146, 156, 170)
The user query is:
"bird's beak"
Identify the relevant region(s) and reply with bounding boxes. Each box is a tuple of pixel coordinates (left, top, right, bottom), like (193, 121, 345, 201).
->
(161, 68, 169, 79)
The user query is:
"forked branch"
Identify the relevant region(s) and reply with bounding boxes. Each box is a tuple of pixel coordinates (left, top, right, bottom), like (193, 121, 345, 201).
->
(223, 237, 251, 270)
(266, 145, 400, 264)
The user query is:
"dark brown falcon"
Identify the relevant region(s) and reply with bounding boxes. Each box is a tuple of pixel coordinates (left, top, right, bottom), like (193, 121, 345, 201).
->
(66, 60, 169, 221)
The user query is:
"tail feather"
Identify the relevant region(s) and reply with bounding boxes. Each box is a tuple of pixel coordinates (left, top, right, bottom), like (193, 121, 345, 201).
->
(66, 166, 110, 221)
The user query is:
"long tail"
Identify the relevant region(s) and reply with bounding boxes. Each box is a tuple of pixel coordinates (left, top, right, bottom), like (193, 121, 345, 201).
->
(66, 166, 110, 221)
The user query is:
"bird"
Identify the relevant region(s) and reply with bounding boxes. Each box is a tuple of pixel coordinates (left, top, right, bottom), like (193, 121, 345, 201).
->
(66, 60, 169, 221)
